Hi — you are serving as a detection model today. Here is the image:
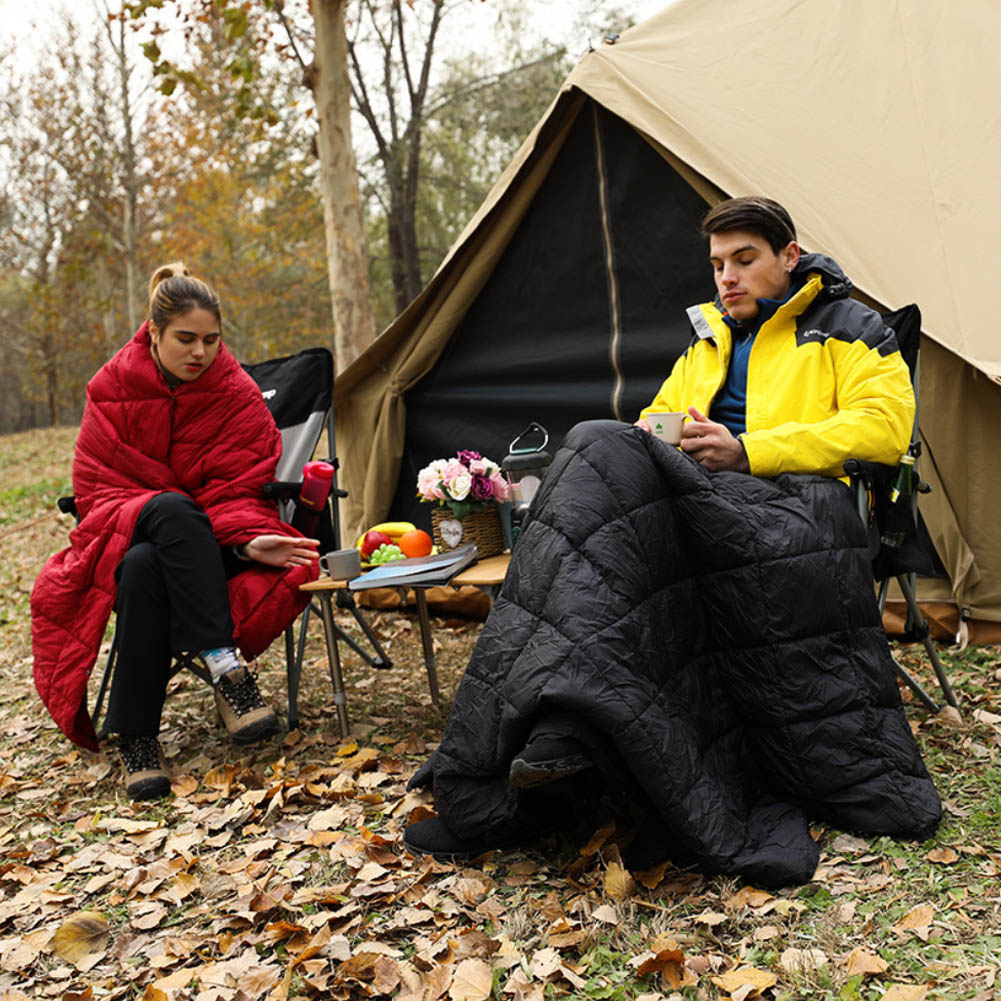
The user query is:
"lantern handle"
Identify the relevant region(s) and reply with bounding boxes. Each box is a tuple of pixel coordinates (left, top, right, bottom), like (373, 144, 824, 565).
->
(508, 422, 549, 455)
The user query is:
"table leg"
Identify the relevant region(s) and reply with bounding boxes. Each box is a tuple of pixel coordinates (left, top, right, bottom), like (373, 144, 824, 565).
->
(317, 591, 350, 738)
(414, 589, 442, 704)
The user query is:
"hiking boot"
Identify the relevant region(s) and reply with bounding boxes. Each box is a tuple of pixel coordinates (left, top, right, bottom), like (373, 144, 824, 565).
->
(214, 666, 280, 744)
(119, 734, 171, 801)
(403, 815, 553, 862)
(508, 733, 593, 789)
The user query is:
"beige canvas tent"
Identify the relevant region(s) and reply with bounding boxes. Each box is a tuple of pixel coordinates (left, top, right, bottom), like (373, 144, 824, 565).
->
(335, 0, 1001, 640)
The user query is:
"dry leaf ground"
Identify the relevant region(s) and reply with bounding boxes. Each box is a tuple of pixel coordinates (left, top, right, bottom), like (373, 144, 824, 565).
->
(1, 427, 1000, 1001)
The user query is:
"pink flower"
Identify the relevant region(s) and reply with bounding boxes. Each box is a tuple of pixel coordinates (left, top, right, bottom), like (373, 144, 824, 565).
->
(490, 471, 510, 502)
(470, 474, 494, 501)
(416, 464, 444, 501)
(468, 458, 490, 476)
(442, 459, 466, 484)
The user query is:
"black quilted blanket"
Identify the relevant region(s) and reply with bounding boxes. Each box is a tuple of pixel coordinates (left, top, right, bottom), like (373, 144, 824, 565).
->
(417, 421, 941, 886)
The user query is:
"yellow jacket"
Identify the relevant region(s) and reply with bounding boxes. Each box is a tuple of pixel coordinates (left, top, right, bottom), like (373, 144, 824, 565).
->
(640, 254, 915, 478)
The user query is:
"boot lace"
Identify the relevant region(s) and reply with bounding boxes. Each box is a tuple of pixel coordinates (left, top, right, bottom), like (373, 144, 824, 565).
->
(218, 670, 266, 715)
(120, 734, 162, 772)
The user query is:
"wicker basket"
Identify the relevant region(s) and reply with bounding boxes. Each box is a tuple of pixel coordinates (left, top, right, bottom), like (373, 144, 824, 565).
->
(431, 506, 505, 558)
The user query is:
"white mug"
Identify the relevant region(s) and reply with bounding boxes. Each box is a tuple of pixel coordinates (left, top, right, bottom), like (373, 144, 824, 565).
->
(319, 548, 362, 580)
(646, 411, 686, 445)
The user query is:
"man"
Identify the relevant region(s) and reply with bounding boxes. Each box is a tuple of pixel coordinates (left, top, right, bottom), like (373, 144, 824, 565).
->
(402, 197, 938, 872)
(491, 196, 918, 795)
(638, 196, 914, 477)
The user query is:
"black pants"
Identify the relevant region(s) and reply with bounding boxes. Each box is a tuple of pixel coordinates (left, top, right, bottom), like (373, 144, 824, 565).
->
(104, 492, 244, 736)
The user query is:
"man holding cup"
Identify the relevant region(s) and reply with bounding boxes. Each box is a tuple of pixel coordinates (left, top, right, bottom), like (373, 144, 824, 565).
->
(637, 196, 914, 477)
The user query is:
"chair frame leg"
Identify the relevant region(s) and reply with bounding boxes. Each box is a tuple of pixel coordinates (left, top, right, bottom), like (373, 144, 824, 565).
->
(332, 590, 393, 669)
(896, 572, 958, 708)
(875, 574, 957, 712)
(91, 635, 119, 741)
(285, 623, 300, 732)
(316, 592, 350, 738)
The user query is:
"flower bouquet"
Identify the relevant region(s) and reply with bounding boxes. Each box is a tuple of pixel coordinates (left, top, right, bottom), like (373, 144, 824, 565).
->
(416, 450, 509, 556)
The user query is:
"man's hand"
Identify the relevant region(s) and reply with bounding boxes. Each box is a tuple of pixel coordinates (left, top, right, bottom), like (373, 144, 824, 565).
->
(243, 534, 321, 568)
(635, 418, 652, 432)
(680, 407, 750, 472)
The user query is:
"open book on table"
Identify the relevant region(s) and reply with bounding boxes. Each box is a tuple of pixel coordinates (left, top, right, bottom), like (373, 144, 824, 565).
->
(348, 544, 478, 591)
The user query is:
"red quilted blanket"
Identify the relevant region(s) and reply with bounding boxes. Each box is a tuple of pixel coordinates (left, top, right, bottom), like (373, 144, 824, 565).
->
(31, 323, 317, 749)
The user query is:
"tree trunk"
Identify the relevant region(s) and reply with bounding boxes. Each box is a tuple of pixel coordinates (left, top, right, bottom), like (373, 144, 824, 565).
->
(309, 0, 377, 374)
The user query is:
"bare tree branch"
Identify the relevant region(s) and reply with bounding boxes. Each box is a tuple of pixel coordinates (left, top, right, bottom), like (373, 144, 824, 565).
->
(272, 0, 310, 75)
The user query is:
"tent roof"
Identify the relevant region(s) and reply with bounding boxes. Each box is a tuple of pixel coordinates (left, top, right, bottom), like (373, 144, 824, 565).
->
(340, 0, 1001, 389)
(564, 0, 1001, 382)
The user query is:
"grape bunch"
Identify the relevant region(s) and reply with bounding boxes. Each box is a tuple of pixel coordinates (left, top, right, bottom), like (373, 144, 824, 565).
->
(368, 543, 405, 565)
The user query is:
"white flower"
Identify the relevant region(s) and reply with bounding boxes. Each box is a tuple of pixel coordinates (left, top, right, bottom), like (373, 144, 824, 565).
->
(447, 470, 472, 501)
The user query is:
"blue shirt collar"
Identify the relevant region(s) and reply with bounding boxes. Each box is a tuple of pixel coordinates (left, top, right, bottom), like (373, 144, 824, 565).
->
(721, 273, 807, 336)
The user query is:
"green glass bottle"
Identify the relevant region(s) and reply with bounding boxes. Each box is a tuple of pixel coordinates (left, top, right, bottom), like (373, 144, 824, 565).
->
(880, 452, 917, 549)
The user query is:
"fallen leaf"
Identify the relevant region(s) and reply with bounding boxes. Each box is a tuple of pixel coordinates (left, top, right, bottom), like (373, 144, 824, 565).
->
(753, 925, 780, 941)
(936, 705, 963, 728)
(843, 947, 889, 977)
(448, 957, 493, 1001)
(604, 861, 635, 900)
(723, 887, 774, 911)
(894, 903, 935, 933)
(373, 955, 401, 994)
(830, 833, 870, 853)
(635, 860, 670, 890)
(49, 911, 109, 969)
(693, 910, 728, 927)
(780, 947, 827, 973)
(883, 986, 928, 1001)
(710, 966, 777, 996)
(925, 847, 959, 864)
(576, 820, 616, 858)
(170, 775, 198, 797)
(529, 948, 562, 980)
(592, 903, 618, 924)
(972, 708, 1001, 726)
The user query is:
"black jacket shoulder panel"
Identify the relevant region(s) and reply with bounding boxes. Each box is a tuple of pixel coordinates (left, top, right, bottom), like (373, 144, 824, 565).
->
(794, 297, 901, 358)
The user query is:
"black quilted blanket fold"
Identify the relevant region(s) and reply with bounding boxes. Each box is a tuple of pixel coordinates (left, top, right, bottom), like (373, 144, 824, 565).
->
(419, 420, 941, 886)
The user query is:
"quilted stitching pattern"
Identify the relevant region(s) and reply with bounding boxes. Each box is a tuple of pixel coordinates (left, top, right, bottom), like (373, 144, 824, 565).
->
(31, 324, 316, 749)
(425, 420, 941, 886)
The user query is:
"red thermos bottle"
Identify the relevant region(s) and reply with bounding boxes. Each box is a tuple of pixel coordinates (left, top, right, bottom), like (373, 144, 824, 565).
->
(292, 461, 334, 535)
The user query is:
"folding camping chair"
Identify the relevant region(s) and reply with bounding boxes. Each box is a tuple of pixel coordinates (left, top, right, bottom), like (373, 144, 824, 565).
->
(844, 304, 958, 714)
(242, 347, 392, 729)
(83, 346, 391, 737)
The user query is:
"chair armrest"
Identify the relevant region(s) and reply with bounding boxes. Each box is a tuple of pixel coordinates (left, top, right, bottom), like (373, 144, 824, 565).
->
(263, 480, 349, 501)
(57, 495, 79, 518)
(843, 459, 896, 486)
(262, 481, 302, 502)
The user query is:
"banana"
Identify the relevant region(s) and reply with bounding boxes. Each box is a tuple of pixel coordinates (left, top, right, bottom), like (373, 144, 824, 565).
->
(356, 521, 417, 549)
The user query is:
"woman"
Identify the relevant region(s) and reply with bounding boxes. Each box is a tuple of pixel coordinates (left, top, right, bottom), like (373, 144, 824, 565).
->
(32, 264, 320, 800)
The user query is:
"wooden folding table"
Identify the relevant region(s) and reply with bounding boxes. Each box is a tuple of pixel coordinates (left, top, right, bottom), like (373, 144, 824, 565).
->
(299, 553, 511, 736)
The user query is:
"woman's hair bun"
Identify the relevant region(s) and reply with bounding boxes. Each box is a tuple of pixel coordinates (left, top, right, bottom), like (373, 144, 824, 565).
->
(148, 262, 190, 299)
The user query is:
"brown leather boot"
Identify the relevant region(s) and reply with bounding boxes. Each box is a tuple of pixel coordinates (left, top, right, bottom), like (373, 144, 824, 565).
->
(214, 666, 280, 744)
(119, 734, 171, 800)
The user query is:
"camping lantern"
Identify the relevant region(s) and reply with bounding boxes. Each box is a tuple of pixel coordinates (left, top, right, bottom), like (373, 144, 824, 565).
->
(502, 423, 552, 544)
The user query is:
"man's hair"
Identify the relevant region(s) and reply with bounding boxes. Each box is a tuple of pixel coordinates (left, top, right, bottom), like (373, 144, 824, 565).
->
(700, 196, 797, 253)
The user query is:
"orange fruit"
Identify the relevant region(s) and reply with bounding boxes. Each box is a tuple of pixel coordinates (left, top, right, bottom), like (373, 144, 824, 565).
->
(398, 529, 433, 558)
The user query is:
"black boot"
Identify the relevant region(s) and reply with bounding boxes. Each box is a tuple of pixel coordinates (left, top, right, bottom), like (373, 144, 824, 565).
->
(508, 713, 596, 788)
(119, 734, 171, 801)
